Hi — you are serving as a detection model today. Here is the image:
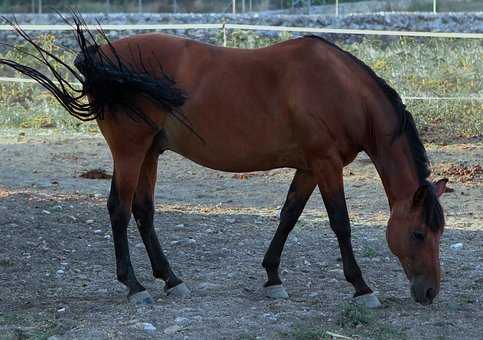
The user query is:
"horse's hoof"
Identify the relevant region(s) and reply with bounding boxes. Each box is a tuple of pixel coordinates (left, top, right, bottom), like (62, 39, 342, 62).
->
(264, 284, 289, 299)
(165, 282, 191, 298)
(354, 292, 382, 309)
(128, 290, 154, 305)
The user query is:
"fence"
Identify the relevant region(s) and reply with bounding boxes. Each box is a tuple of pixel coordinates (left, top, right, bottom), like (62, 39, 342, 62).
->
(0, 22, 481, 103)
(4, 1, 482, 14)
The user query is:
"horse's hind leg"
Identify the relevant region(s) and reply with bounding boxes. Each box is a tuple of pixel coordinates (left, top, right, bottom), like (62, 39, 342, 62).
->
(262, 169, 316, 299)
(312, 157, 381, 308)
(132, 146, 189, 298)
(107, 165, 152, 303)
(107, 138, 154, 305)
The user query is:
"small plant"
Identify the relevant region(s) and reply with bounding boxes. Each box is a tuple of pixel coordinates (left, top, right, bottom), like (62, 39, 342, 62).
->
(289, 324, 329, 340)
(337, 302, 374, 328)
(362, 246, 378, 258)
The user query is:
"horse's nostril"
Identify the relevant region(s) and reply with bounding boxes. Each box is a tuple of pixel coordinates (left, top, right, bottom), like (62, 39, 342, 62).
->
(426, 288, 435, 301)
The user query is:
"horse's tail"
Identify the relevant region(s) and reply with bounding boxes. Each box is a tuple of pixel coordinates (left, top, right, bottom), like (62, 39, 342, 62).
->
(0, 12, 197, 135)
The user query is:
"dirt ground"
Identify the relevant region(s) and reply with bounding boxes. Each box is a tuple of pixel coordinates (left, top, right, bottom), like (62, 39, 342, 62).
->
(0, 129, 481, 340)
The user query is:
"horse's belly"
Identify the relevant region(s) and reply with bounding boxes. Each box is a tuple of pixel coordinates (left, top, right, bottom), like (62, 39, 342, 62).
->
(167, 132, 307, 173)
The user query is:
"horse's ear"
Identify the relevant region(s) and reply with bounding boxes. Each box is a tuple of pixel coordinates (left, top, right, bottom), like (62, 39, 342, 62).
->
(413, 184, 431, 207)
(434, 178, 448, 197)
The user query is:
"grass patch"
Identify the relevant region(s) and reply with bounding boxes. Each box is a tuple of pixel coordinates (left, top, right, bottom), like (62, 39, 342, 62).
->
(0, 258, 15, 267)
(336, 303, 407, 339)
(337, 302, 374, 328)
(280, 323, 329, 340)
(362, 246, 378, 258)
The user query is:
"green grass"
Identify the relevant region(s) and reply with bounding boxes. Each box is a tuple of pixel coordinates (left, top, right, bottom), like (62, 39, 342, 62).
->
(362, 246, 378, 258)
(337, 303, 407, 339)
(280, 303, 407, 339)
(0, 31, 481, 143)
(289, 326, 329, 340)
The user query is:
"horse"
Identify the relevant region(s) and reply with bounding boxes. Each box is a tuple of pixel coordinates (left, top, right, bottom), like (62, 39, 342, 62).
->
(0, 15, 447, 308)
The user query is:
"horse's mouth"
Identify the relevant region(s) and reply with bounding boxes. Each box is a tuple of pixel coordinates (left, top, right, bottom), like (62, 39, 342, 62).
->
(410, 278, 437, 305)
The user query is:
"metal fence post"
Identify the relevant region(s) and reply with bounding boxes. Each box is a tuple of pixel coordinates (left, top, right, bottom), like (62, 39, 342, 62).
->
(335, 0, 339, 16)
(223, 22, 227, 47)
(38, 0, 42, 14)
(233, 0, 236, 14)
(433, 0, 437, 13)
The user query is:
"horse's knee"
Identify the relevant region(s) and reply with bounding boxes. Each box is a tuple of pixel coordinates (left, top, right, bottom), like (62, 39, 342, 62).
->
(262, 256, 280, 270)
(108, 198, 130, 228)
(107, 194, 117, 216)
(132, 197, 154, 226)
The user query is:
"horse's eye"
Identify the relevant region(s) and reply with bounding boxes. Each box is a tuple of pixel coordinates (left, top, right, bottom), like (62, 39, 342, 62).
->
(412, 231, 425, 241)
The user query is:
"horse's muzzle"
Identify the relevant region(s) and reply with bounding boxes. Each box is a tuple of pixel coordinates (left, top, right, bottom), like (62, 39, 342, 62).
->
(410, 276, 438, 305)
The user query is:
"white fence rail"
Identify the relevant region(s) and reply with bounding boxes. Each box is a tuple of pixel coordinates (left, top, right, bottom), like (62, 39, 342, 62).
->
(0, 23, 482, 39)
(0, 23, 481, 103)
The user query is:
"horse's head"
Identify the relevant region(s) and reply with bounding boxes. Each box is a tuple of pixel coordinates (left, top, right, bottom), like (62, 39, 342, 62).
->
(386, 179, 447, 305)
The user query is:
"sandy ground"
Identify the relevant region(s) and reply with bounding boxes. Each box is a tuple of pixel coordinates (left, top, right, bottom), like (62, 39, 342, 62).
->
(0, 129, 481, 340)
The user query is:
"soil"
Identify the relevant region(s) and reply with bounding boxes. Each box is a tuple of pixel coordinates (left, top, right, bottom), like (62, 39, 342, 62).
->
(0, 129, 481, 340)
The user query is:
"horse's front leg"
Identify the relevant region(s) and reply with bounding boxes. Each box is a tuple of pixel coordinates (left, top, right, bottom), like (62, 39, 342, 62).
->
(262, 169, 316, 299)
(313, 158, 381, 308)
(132, 147, 190, 299)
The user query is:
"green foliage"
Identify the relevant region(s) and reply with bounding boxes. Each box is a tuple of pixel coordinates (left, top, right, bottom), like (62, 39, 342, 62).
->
(289, 325, 329, 340)
(337, 302, 374, 328)
(337, 303, 407, 339)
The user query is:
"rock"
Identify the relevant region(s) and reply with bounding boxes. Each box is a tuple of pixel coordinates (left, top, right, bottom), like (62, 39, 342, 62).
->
(163, 324, 182, 335)
(175, 316, 191, 326)
(450, 243, 463, 251)
(56, 269, 64, 275)
(87, 220, 95, 224)
(198, 282, 219, 290)
(171, 238, 196, 246)
(143, 322, 156, 335)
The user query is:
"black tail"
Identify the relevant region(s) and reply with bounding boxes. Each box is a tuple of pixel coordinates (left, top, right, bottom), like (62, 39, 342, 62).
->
(0, 12, 197, 136)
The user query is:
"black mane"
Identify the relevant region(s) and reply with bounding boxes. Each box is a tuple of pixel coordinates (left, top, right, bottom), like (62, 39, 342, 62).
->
(422, 184, 445, 232)
(305, 35, 444, 232)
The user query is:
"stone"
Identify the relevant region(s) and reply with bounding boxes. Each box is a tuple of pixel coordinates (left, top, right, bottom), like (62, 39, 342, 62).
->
(450, 243, 463, 251)
(163, 324, 181, 335)
(143, 322, 156, 335)
(175, 316, 191, 326)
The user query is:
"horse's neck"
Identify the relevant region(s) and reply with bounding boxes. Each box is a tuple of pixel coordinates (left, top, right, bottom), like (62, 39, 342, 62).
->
(365, 134, 420, 208)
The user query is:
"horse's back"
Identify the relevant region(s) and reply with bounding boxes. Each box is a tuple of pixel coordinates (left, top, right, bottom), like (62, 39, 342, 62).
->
(105, 34, 370, 171)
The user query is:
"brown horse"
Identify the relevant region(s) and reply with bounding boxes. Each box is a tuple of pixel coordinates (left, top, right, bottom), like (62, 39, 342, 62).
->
(1, 16, 447, 307)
